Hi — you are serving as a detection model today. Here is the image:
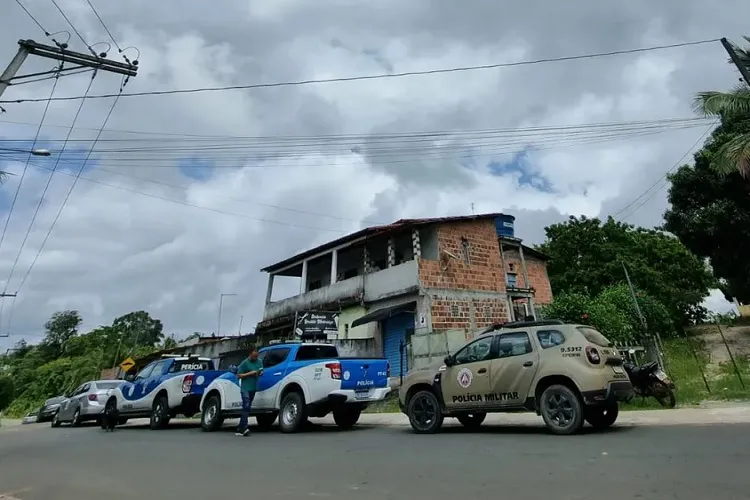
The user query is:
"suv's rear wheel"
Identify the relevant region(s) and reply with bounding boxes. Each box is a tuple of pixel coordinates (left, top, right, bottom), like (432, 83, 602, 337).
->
(456, 412, 486, 430)
(201, 394, 224, 432)
(407, 390, 444, 434)
(279, 391, 306, 433)
(585, 402, 619, 430)
(539, 384, 584, 435)
(150, 395, 170, 430)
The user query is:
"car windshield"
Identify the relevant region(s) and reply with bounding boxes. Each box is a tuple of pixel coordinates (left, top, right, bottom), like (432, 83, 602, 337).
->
(45, 397, 65, 405)
(577, 326, 612, 347)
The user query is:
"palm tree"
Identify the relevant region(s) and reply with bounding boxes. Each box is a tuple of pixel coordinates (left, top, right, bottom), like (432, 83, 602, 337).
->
(694, 36, 750, 177)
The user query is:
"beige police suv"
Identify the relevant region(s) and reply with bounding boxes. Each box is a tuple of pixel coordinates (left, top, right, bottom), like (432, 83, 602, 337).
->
(398, 320, 634, 435)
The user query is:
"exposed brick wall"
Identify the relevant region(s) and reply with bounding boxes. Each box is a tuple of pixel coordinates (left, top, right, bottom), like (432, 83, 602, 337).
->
(430, 296, 510, 331)
(418, 219, 505, 292)
(502, 248, 553, 305)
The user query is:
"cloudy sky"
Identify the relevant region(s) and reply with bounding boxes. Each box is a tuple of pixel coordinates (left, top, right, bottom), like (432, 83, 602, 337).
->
(0, 0, 745, 350)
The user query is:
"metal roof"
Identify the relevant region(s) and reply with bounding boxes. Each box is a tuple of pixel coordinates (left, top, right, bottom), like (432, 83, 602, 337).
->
(261, 213, 507, 273)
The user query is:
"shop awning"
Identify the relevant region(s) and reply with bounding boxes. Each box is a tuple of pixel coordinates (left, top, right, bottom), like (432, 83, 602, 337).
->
(350, 301, 416, 328)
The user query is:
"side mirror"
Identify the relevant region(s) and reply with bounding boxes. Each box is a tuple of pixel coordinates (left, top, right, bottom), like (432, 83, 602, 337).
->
(443, 355, 454, 367)
(229, 365, 238, 374)
(124, 373, 135, 382)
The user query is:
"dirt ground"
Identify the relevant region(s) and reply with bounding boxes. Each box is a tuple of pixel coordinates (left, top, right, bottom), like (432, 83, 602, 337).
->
(690, 325, 750, 377)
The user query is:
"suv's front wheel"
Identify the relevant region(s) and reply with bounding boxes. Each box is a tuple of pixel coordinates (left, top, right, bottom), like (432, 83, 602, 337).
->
(407, 390, 444, 434)
(539, 384, 584, 435)
(585, 402, 619, 430)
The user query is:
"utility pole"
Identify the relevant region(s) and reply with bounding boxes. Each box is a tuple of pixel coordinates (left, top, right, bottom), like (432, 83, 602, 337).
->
(622, 261, 666, 370)
(0, 39, 138, 100)
(0, 293, 16, 297)
(238, 315, 244, 335)
(720, 37, 750, 86)
(217, 293, 237, 338)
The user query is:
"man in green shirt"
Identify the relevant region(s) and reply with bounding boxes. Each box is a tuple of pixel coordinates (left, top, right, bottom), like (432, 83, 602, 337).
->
(235, 348, 264, 436)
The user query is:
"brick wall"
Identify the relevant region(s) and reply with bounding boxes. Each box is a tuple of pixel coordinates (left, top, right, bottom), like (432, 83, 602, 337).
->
(502, 248, 553, 305)
(418, 219, 505, 292)
(430, 296, 510, 331)
(418, 219, 510, 331)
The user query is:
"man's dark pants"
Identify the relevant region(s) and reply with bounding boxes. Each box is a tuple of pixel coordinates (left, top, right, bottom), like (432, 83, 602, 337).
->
(238, 390, 256, 432)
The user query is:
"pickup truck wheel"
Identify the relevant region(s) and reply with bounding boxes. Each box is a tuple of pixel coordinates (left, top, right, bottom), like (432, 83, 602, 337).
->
(456, 412, 487, 429)
(279, 392, 306, 433)
(407, 390, 444, 434)
(540, 384, 585, 435)
(201, 395, 224, 432)
(256, 413, 277, 431)
(585, 402, 619, 430)
(333, 408, 361, 430)
(150, 395, 170, 430)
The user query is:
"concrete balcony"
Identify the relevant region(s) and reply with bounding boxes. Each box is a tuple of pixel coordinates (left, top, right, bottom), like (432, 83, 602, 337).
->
(263, 260, 419, 320)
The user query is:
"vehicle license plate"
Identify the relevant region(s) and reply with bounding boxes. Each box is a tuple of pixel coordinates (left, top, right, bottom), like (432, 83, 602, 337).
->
(655, 370, 668, 382)
(354, 389, 371, 400)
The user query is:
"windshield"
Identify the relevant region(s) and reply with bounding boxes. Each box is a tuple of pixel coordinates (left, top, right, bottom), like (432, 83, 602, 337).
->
(45, 397, 65, 405)
(577, 326, 612, 347)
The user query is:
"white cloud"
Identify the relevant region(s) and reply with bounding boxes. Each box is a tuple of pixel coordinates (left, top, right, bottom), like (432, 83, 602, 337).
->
(1, 0, 745, 348)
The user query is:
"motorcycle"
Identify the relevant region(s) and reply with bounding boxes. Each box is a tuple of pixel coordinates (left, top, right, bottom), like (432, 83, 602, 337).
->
(623, 350, 676, 408)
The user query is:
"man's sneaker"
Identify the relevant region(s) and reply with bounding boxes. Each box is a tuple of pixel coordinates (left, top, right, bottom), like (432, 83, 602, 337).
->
(242, 428, 251, 437)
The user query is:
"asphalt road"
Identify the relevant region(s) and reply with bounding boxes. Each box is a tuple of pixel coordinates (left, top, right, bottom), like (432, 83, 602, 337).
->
(1, 420, 749, 500)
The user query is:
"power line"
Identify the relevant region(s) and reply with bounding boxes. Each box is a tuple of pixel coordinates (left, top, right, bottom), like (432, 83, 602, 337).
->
(85, 0, 120, 51)
(612, 120, 718, 220)
(50, 0, 94, 54)
(14, 90, 124, 294)
(14, 0, 49, 36)
(27, 160, 350, 233)
(0, 70, 62, 257)
(2, 73, 98, 295)
(0, 38, 721, 104)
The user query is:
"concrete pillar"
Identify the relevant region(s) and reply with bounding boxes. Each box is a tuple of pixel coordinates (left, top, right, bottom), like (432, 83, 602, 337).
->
(299, 260, 308, 294)
(387, 237, 396, 268)
(498, 240, 508, 289)
(518, 244, 530, 289)
(412, 229, 421, 260)
(265, 274, 275, 304)
(363, 247, 371, 274)
(331, 249, 338, 284)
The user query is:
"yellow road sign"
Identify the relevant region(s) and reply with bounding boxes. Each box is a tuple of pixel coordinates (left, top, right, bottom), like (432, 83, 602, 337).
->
(119, 357, 135, 372)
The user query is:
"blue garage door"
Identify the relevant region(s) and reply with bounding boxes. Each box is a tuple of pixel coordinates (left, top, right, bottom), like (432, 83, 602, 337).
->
(383, 312, 415, 377)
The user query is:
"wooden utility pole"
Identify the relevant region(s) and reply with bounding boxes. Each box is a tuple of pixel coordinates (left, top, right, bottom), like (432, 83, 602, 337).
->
(720, 37, 750, 86)
(0, 38, 138, 100)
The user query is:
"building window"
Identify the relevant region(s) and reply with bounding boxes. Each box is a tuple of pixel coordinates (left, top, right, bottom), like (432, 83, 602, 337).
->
(461, 238, 471, 265)
(450, 304, 459, 317)
(343, 269, 358, 280)
(507, 273, 517, 288)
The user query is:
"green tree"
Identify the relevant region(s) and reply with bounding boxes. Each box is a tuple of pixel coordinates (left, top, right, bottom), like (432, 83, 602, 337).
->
(664, 115, 750, 303)
(694, 36, 750, 176)
(40, 310, 82, 360)
(0, 376, 14, 412)
(112, 310, 164, 349)
(538, 216, 715, 325)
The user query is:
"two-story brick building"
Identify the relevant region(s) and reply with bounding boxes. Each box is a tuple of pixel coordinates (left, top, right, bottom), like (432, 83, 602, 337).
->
(255, 213, 553, 376)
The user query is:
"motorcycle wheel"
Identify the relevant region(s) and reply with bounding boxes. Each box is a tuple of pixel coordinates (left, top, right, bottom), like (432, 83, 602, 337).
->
(651, 381, 676, 408)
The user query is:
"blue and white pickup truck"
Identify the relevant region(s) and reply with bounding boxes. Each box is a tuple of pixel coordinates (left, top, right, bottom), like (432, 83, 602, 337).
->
(105, 355, 224, 429)
(200, 342, 391, 433)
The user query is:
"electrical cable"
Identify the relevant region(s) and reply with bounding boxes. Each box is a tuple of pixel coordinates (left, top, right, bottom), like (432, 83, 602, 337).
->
(612, 120, 719, 220)
(14, 90, 123, 294)
(13, 0, 66, 48)
(1, 73, 98, 296)
(0, 38, 721, 104)
(50, 0, 96, 55)
(26, 160, 349, 232)
(0, 65, 63, 258)
(84, 0, 131, 64)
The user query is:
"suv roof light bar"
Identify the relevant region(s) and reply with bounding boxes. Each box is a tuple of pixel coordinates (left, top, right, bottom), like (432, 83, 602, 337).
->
(481, 319, 565, 334)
